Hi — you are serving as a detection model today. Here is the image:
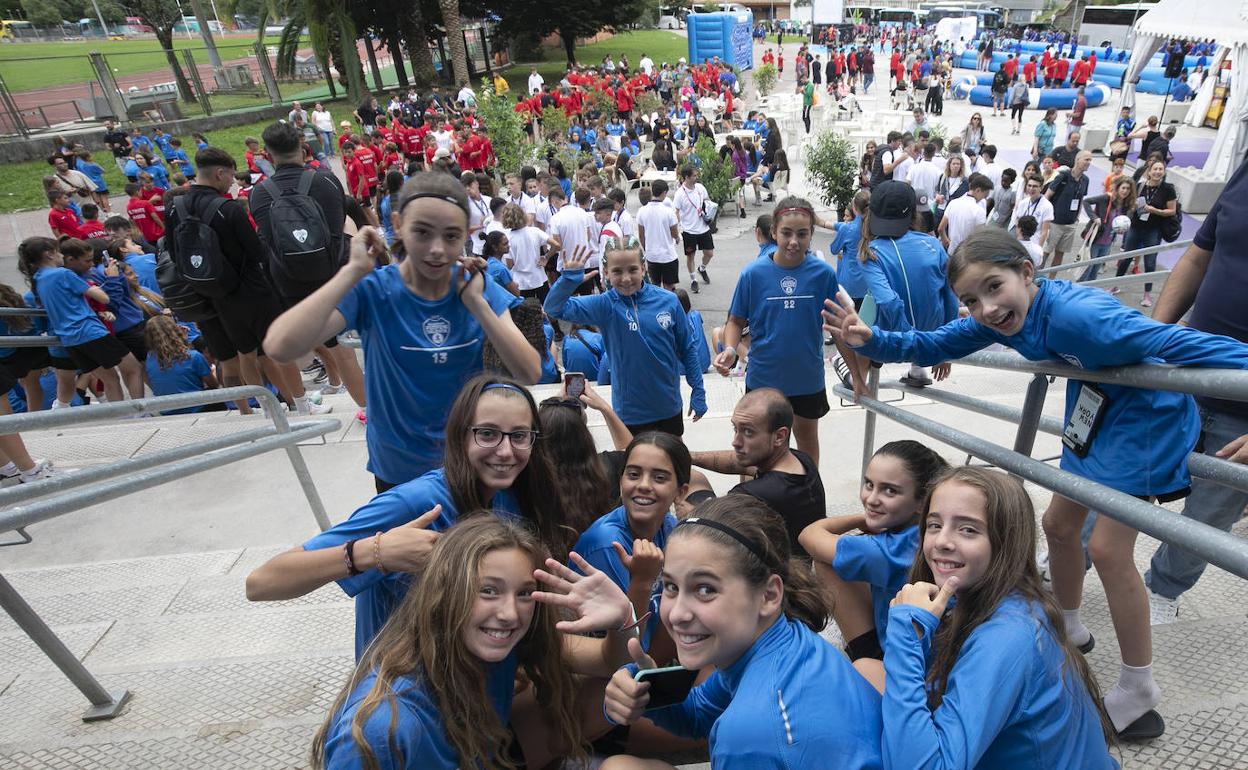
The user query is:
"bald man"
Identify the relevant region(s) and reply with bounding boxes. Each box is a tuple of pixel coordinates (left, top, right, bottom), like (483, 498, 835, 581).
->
(1044, 149, 1093, 267)
(688, 388, 826, 555)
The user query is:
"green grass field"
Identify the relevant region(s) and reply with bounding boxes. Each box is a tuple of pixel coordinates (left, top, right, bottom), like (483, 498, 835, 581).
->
(503, 30, 688, 93)
(0, 34, 298, 93)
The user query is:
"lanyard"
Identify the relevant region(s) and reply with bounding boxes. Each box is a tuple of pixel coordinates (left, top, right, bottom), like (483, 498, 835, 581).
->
(1024, 197, 1042, 218)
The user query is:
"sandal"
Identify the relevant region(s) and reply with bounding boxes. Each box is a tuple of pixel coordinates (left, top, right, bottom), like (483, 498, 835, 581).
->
(1111, 706, 1165, 742)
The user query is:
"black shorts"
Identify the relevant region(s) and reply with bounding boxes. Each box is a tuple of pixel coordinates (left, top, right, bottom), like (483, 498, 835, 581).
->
(113, 320, 148, 363)
(50, 355, 77, 371)
(519, 284, 549, 303)
(0, 347, 51, 392)
(215, 293, 283, 356)
(682, 230, 714, 255)
(647, 259, 679, 286)
(196, 316, 238, 362)
(625, 412, 685, 438)
(66, 334, 129, 372)
(748, 385, 830, 420)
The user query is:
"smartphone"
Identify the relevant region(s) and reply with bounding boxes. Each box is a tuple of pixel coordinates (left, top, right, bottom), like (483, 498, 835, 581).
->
(634, 665, 698, 708)
(564, 371, 586, 399)
(858, 293, 878, 327)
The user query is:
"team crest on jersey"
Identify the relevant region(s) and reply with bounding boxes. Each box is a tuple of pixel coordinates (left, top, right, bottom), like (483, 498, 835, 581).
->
(1060, 354, 1085, 369)
(423, 316, 451, 345)
(780, 276, 798, 295)
(656, 311, 673, 329)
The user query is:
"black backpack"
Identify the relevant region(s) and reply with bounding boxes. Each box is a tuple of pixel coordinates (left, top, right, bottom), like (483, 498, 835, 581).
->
(1160, 196, 1183, 243)
(870, 148, 889, 187)
(155, 242, 217, 322)
(171, 195, 238, 299)
(992, 69, 1010, 91)
(259, 169, 337, 299)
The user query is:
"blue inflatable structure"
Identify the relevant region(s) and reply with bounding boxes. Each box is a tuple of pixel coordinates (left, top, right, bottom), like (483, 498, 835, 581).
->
(687, 11, 755, 71)
(961, 38, 1200, 95)
(952, 75, 1111, 109)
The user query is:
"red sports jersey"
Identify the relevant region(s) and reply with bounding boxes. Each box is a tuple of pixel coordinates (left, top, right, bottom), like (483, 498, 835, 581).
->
(345, 158, 370, 199)
(47, 207, 86, 239)
(126, 197, 164, 242)
(139, 185, 167, 216)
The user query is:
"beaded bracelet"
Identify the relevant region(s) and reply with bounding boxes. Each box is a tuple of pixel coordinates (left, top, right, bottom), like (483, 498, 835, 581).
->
(373, 531, 388, 574)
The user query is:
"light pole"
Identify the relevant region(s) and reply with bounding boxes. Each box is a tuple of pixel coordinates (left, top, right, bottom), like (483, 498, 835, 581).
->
(87, 0, 109, 36)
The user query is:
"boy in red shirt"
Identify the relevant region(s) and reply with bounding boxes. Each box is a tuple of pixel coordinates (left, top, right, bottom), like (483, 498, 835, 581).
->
(1054, 57, 1070, 87)
(342, 143, 371, 206)
(337, 121, 354, 152)
(79, 203, 108, 240)
(382, 141, 404, 173)
(137, 171, 167, 217)
(47, 191, 87, 239)
(358, 134, 382, 198)
(1023, 56, 1038, 87)
(124, 182, 164, 243)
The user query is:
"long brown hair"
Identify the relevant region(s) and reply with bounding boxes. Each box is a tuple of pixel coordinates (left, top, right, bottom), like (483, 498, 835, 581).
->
(537, 397, 613, 534)
(443, 374, 573, 556)
(144, 314, 191, 370)
(908, 467, 1114, 745)
(0, 282, 32, 333)
(310, 516, 584, 770)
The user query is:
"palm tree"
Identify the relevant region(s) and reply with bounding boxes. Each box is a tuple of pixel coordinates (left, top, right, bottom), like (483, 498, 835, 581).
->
(437, 0, 470, 86)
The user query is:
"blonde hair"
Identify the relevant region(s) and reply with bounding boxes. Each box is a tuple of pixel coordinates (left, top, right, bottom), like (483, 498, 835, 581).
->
(143, 314, 191, 370)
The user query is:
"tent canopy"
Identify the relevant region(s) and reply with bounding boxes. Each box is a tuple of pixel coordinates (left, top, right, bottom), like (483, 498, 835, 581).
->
(1132, 0, 1248, 47)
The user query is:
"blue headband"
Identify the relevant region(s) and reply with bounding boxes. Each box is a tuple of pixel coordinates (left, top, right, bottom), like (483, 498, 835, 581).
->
(483, 383, 527, 396)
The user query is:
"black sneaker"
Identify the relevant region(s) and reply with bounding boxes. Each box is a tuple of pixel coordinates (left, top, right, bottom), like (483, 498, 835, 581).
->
(690, 279, 699, 294)
(301, 358, 324, 375)
(698, 267, 710, 285)
(832, 354, 852, 388)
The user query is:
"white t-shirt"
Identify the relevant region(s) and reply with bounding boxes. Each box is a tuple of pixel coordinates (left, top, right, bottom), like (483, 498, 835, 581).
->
(1010, 195, 1055, 244)
(673, 182, 710, 235)
(528, 193, 551, 230)
(892, 155, 915, 186)
(432, 129, 454, 151)
(636, 200, 680, 263)
(596, 220, 625, 263)
(311, 109, 334, 132)
(457, 86, 476, 107)
(505, 193, 538, 220)
(979, 160, 1003, 190)
(550, 205, 595, 269)
(640, 56, 655, 76)
(506, 226, 551, 290)
(943, 194, 986, 254)
(613, 207, 636, 238)
(528, 72, 544, 95)
(467, 194, 493, 255)
(1021, 239, 1044, 268)
(907, 160, 943, 208)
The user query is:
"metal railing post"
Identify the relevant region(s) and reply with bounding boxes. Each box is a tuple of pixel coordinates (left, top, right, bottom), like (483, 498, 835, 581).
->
(261, 392, 332, 531)
(0, 573, 130, 721)
(0, 69, 29, 137)
(253, 42, 282, 106)
(860, 365, 880, 478)
(1012, 373, 1050, 457)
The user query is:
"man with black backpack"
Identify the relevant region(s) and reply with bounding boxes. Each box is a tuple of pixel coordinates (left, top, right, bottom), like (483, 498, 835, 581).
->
(164, 146, 330, 415)
(248, 121, 364, 407)
(870, 131, 903, 189)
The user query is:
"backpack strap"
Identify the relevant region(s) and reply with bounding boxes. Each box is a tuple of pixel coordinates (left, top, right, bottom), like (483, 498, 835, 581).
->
(201, 194, 229, 223)
(296, 167, 317, 196)
(259, 177, 282, 203)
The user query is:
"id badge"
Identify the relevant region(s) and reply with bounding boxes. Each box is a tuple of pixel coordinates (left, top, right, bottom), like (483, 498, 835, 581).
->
(1062, 383, 1107, 458)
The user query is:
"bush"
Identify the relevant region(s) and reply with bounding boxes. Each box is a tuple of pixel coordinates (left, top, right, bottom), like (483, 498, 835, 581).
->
(804, 131, 859, 214)
(754, 63, 778, 98)
(477, 79, 532, 180)
(634, 90, 662, 120)
(540, 106, 570, 143)
(690, 136, 734, 206)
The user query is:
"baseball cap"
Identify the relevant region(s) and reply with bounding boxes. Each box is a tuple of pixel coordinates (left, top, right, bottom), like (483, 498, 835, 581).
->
(869, 181, 916, 239)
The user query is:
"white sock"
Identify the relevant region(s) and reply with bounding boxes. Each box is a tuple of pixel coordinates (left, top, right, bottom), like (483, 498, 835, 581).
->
(1104, 662, 1161, 731)
(51, 399, 71, 410)
(1062, 608, 1091, 647)
(294, 396, 308, 412)
(0, 461, 15, 476)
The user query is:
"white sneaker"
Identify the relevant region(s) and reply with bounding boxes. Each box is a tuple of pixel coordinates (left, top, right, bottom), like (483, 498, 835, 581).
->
(1148, 590, 1180, 626)
(1037, 549, 1052, 590)
(319, 383, 347, 395)
(296, 398, 333, 416)
(1140, 292, 1153, 308)
(18, 459, 55, 483)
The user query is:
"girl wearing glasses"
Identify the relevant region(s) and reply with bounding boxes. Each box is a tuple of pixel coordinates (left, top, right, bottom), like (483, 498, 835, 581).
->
(247, 374, 570, 658)
(263, 173, 540, 493)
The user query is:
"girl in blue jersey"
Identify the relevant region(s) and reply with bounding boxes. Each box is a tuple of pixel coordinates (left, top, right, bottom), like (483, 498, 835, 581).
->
(574, 432, 691, 653)
(561, 324, 608, 383)
(482, 231, 521, 296)
(799, 440, 948, 691)
(825, 226, 1248, 740)
(246, 375, 571, 658)
(883, 467, 1116, 769)
(674, 289, 711, 376)
(313, 515, 639, 770)
(143, 314, 223, 415)
(602, 495, 885, 770)
(545, 240, 706, 437)
(714, 197, 845, 465)
(263, 172, 540, 491)
(855, 180, 961, 388)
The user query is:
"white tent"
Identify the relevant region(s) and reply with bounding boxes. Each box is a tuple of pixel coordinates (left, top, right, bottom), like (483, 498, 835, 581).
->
(1115, 0, 1248, 179)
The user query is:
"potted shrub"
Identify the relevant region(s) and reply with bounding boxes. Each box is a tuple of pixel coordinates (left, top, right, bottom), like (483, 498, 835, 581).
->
(754, 63, 778, 98)
(804, 131, 859, 218)
(690, 136, 735, 232)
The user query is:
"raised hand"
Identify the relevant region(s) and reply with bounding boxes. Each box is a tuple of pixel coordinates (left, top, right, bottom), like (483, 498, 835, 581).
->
(563, 244, 592, 272)
(822, 289, 873, 348)
(603, 637, 659, 726)
(348, 227, 388, 276)
(890, 576, 959, 620)
(376, 505, 443, 574)
(578, 382, 610, 414)
(455, 255, 487, 302)
(613, 539, 663, 588)
(533, 552, 632, 634)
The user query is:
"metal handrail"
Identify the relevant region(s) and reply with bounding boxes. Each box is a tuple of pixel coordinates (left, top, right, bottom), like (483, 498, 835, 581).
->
(838, 382, 1248, 581)
(1035, 238, 1193, 276)
(0, 307, 46, 316)
(0, 386, 340, 722)
(0, 335, 62, 347)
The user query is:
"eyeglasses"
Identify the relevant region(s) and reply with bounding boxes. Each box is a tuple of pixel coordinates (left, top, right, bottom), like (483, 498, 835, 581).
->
(469, 426, 539, 449)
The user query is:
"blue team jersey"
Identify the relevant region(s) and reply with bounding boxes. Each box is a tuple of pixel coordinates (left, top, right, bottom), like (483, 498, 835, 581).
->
(562, 329, 605, 382)
(76, 160, 108, 192)
(145, 351, 211, 413)
(152, 134, 174, 156)
(831, 216, 867, 298)
(859, 278, 1248, 496)
(303, 468, 520, 657)
(130, 135, 154, 154)
(728, 252, 840, 396)
(33, 267, 108, 347)
(884, 595, 1117, 770)
(323, 653, 519, 770)
(832, 526, 919, 639)
(485, 257, 515, 293)
(166, 148, 193, 176)
(644, 616, 884, 769)
(23, 291, 67, 358)
(860, 232, 960, 333)
(336, 264, 514, 484)
(684, 309, 712, 375)
(539, 323, 559, 384)
(144, 163, 170, 189)
(545, 272, 705, 425)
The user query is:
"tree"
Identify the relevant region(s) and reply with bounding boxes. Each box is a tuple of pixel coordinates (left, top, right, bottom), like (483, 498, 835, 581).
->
(126, 0, 199, 104)
(490, 0, 649, 66)
(22, 0, 68, 26)
(437, 0, 470, 86)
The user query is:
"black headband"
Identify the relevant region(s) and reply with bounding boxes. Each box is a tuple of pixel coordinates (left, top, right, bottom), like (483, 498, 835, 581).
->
(678, 517, 772, 570)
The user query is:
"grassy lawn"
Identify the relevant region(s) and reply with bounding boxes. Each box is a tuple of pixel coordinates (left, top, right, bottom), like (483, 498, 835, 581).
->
(503, 30, 688, 93)
(0, 97, 355, 214)
(0, 34, 300, 93)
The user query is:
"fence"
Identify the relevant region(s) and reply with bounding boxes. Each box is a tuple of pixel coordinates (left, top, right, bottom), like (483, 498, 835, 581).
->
(0, 385, 339, 720)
